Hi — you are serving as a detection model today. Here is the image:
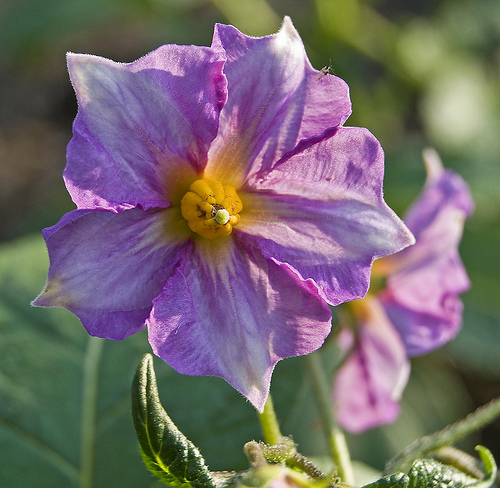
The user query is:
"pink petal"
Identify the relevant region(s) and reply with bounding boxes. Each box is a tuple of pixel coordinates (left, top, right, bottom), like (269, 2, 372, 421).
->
(333, 297, 410, 433)
(379, 164, 473, 355)
(205, 17, 351, 188)
(65, 44, 227, 210)
(147, 237, 332, 411)
(238, 127, 414, 305)
(32, 208, 191, 340)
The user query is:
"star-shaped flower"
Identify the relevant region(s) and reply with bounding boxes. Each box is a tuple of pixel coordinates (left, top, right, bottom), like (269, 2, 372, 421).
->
(33, 18, 413, 410)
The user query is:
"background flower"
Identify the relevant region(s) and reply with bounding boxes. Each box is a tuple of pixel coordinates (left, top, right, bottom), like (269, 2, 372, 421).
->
(333, 149, 474, 433)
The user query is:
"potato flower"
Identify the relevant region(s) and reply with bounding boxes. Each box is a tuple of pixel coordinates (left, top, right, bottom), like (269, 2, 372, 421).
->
(333, 149, 474, 432)
(33, 18, 413, 410)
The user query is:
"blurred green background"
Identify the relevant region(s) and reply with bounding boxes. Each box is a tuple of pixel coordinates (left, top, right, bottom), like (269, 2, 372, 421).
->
(1, 0, 499, 486)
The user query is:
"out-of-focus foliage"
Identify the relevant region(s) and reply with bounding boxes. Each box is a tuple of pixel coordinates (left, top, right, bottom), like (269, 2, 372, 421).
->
(363, 446, 497, 488)
(0, 0, 499, 486)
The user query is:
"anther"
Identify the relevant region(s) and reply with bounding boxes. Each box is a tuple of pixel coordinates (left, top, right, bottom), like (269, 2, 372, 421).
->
(180, 178, 243, 239)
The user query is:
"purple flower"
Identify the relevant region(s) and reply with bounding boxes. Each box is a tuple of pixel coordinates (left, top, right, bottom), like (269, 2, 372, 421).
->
(334, 297, 410, 434)
(333, 149, 474, 432)
(33, 18, 413, 411)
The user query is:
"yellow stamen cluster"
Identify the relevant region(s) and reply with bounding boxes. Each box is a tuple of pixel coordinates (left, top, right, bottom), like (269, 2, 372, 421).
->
(180, 178, 243, 239)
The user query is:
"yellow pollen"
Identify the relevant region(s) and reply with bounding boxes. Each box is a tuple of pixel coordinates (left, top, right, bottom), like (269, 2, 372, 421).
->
(180, 178, 243, 239)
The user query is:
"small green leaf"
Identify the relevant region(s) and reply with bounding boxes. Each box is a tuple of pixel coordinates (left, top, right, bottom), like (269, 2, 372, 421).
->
(363, 448, 497, 488)
(361, 472, 410, 488)
(406, 458, 474, 488)
(468, 446, 497, 488)
(132, 353, 216, 488)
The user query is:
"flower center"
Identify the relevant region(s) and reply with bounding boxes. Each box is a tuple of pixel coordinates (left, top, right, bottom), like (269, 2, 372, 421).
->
(180, 178, 243, 239)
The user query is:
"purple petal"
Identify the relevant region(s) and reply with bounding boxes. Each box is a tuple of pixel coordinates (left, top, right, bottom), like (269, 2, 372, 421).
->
(380, 282, 465, 356)
(379, 161, 473, 355)
(404, 149, 474, 236)
(205, 17, 351, 188)
(65, 45, 227, 210)
(147, 238, 332, 411)
(333, 297, 410, 433)
(32, 208, 191, 340)
(237, 127, 414, 305)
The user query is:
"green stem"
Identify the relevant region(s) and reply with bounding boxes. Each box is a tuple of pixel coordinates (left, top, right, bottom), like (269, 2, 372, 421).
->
(80, 337, 104, 488)
(288, 452, 327, 480)
(305, 352, 354, 485)
(258, 394, 283, 445)
(385, 396, 500, 474)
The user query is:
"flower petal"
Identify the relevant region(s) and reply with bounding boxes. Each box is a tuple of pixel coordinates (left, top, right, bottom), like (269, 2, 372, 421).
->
(65, 45, 227, 210)
(147, 238, 332, 411)
(381, 281, 465, 356)
(404, 149, 474, 236)
(333, 297, 410, 433)
(205, 17, 351, 188)
(32, 207, 191, 340)
(238, 127, 414, 305)
(379, 164, 473, 355)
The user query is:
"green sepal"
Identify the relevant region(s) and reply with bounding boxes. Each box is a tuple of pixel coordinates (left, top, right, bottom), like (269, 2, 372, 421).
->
(362, 446, 496, 488)
(131, 353, 216, 488)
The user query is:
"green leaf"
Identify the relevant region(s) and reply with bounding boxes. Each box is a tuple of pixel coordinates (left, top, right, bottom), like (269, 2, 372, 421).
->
(132, 353, 216, 488)
(469, 446, 497, 488)
(362, 447, 497, 488)
(406, 458, 474, 488)
(361, 472, 410, 488)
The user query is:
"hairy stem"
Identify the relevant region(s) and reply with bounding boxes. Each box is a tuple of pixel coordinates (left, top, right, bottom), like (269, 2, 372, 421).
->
(305, 352, 354, 485)
(288, 452, 328, 480)
(258, 394, 283, 446)
(385, 396, 500, 474)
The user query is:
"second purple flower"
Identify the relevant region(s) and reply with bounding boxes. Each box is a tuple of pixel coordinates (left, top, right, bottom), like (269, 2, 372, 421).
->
(333, 149, 474, 433)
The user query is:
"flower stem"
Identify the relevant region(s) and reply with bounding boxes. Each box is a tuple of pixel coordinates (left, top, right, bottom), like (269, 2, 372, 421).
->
(385, 396, 500, 474)
(258, 394, 283, 445)
(80, 337, 104, 488)
(305, 352, 354, 485)
(288, 452, 327, 480)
